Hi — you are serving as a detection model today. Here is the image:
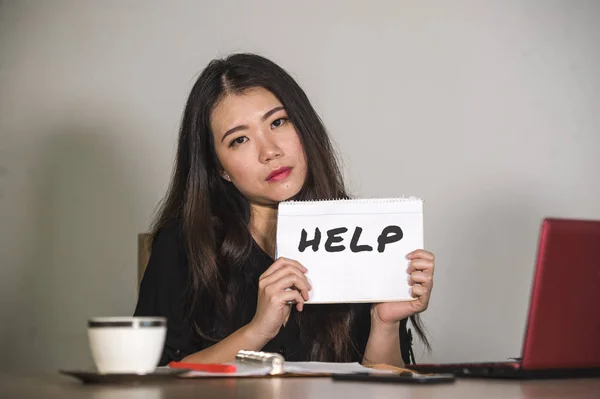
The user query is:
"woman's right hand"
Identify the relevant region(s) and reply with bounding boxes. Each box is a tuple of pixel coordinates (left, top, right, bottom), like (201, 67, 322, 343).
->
(248, 257, 311, 340)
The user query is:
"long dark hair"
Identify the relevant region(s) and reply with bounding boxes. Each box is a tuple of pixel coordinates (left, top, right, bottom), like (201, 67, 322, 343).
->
(152, 53, 429, 361)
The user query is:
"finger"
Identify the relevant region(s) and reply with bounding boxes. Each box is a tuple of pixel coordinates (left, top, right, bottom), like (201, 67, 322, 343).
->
(272, 274, 311, 301)
(260, 259, 308, 284)
(261, 267, 311, 301)
(406, 249, 435, 261)
(411, 284, 428, 298)
(259, 258, 288, 280)
(279, 290, 305, 312)
(260, 257, 307, 280)
(410, 271, 433, 287)
(407, 259, 434, 274)
(283, 258, 308, 273)
(261, 265, 312, 293)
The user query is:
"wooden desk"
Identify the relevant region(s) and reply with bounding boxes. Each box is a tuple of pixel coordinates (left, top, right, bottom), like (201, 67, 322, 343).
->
(1, 372, 599, 398)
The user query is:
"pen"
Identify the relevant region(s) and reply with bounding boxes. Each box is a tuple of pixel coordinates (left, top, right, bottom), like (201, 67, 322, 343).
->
(169, 361, 237, 373)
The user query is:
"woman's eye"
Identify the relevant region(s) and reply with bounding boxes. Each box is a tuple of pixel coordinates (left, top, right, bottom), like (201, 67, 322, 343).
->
(271, 117, 288, 129)
(229, 136, 248, 147)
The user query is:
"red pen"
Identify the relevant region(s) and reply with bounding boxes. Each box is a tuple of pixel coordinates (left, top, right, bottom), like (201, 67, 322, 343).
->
(169, 361, 237, 373)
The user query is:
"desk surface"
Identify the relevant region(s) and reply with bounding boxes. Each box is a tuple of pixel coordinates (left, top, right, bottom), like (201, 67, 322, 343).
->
(1, 372, 599, 399)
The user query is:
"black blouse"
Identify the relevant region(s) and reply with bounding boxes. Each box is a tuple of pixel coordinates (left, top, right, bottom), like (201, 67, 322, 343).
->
(133, 221, 413, 365)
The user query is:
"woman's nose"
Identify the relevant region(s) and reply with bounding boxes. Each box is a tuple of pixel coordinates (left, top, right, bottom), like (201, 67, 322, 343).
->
(258, 137, 283, 163)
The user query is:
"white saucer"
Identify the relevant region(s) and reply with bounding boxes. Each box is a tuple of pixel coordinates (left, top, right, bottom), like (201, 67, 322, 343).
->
(59, 367, 189, 384)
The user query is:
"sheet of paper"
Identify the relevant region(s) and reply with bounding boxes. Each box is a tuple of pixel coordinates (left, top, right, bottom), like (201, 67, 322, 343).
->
(276, 198, 423, 303)
(283, 361, 393, 375)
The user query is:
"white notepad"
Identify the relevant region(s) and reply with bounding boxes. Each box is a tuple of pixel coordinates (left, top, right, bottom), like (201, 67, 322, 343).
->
(276, 197, 423, 303)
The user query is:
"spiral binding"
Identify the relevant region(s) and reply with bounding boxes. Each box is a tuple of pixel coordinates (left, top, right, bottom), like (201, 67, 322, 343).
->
(281, 196, 422, 206)
(235, 350, 285, 375)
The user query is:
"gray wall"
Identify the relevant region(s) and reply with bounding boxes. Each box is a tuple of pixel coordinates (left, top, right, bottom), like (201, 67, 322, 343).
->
(1, 0, 599, 372)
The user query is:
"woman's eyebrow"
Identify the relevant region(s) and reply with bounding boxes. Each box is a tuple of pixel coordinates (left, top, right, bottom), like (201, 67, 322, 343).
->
(261, 106, 285, 121)
(221, 125, 247, 142)
(221, 106, 285, 143)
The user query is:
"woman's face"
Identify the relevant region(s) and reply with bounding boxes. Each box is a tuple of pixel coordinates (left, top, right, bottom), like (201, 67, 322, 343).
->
(211, 87, 308, 206)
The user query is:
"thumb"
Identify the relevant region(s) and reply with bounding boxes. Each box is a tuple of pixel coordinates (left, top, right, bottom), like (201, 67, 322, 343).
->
(281, 303, 292, 326)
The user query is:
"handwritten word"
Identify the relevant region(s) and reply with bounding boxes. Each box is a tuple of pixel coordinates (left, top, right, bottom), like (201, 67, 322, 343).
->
(298, 226, 403, 253)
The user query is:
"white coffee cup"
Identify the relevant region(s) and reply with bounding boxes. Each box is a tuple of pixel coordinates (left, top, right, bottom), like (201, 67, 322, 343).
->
(88, 317, 167, 374)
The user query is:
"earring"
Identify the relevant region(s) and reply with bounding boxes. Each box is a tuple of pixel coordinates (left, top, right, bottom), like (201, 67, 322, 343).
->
(224, 172, 230, 180)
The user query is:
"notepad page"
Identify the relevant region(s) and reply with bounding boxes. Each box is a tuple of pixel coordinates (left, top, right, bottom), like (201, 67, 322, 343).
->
(276, 197, 423, 304)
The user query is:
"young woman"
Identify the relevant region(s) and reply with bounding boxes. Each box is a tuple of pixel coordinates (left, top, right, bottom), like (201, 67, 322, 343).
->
(134, 53, 435, 367)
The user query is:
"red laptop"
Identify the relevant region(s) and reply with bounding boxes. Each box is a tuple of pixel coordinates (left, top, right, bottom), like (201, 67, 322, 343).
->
(409, 218, 600, 379)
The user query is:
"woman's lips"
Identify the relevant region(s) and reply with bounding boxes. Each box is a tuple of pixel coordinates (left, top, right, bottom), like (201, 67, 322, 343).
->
(267, 167, 292, 182)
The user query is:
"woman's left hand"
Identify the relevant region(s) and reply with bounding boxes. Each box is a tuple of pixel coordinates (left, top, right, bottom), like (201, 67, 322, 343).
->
(372, 249, 435, 327)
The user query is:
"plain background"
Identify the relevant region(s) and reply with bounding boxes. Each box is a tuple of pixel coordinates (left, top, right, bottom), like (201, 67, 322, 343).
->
(1, 0, 599, 372)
